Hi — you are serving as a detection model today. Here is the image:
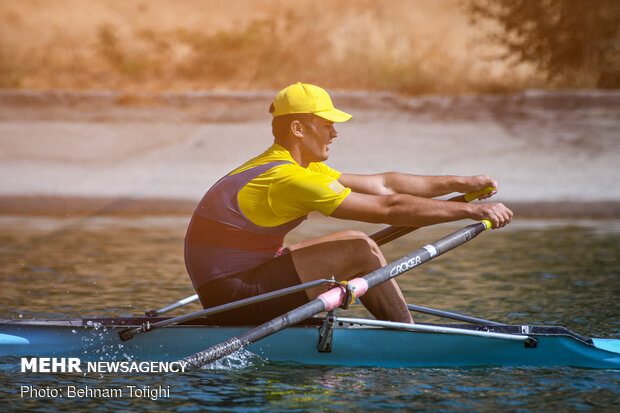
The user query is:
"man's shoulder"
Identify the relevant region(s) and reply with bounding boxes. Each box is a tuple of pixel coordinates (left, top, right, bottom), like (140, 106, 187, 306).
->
(270, 162, 338, 178)
(263, 162, 309, 179)
(231, 146, 294, 175)
(308, 162, 341, 178)
(307, 161, 329, 172)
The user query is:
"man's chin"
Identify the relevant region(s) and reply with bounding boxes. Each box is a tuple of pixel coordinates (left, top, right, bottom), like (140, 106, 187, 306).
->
(308, 151, 329, 163)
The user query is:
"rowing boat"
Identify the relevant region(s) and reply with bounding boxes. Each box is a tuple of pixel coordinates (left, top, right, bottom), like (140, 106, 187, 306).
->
(2, 221, 618, 369)
(1, 315, 619, 368)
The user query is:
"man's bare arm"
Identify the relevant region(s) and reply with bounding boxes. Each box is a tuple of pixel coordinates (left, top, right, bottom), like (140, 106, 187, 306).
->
(330, 191, 512, 229)
(338, 173, 499, 199)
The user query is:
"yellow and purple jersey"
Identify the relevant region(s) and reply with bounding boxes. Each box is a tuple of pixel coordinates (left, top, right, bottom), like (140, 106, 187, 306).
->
(185, 144, 350, 289)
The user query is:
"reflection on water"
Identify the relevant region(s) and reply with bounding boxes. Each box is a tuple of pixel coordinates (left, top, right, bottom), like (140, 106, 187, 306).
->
(1, 215, 619, 411)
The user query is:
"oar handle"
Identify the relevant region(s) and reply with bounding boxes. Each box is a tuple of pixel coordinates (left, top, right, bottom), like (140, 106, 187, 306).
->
(464, 186, 496, 202)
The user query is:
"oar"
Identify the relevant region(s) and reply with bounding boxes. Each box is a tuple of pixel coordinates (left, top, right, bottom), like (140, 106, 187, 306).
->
(368, 187, 493, 245)
(180, 219, 493, 367)
(144, 186, 496, 316)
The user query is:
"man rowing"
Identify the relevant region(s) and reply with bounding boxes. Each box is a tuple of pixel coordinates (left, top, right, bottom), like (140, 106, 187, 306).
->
(184, 83, 512, 325)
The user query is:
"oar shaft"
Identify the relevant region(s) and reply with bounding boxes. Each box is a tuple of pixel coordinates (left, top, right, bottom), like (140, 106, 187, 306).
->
(182, 299, 326, 367)
(370, 226, 415, 246)
(364, 221, 490, 290)
(181, 220, 491, 367)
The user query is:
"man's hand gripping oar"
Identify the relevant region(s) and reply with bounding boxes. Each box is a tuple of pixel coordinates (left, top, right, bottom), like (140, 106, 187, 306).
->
(370, 186, 497, 244)
(179, 218, 495, 368)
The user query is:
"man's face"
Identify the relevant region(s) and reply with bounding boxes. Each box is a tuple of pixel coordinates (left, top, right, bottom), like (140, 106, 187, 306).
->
(299, 115, 338, 165)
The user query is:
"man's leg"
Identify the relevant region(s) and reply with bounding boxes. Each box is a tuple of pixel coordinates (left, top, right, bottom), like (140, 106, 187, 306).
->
(287, 230, 413, 323)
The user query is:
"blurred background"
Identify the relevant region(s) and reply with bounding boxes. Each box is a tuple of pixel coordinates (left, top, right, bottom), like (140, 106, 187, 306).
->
(0, 0, 619, 214)
(1, 0, 618, 93)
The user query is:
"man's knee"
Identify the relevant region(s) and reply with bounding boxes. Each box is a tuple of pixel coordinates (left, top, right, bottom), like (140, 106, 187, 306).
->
(288, 230, 386, 278)
(339, 231, 385, 268)
(341, 230, 379, 248)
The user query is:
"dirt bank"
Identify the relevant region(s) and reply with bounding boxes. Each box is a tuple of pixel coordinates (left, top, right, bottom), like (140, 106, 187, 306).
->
(1, 89, 619, 217)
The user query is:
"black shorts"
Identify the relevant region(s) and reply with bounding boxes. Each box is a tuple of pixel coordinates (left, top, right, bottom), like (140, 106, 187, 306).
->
(196, 252, 309, 325)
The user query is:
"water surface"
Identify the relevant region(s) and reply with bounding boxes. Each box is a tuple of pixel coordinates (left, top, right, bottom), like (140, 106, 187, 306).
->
(1, 216, 619, 411)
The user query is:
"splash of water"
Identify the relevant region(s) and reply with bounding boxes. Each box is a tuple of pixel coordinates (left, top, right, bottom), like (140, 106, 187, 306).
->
(200, 348, 266, 371)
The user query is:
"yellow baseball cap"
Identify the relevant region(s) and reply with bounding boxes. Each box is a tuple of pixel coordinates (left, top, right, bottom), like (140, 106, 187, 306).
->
(269, 83, 352, 122)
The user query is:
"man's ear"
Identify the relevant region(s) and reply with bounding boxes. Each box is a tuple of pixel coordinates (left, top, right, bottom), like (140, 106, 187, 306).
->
(290, 120, 304, 138)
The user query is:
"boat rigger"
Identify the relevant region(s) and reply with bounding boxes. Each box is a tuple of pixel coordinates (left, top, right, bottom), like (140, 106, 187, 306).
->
(1, 315, 619, 369)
